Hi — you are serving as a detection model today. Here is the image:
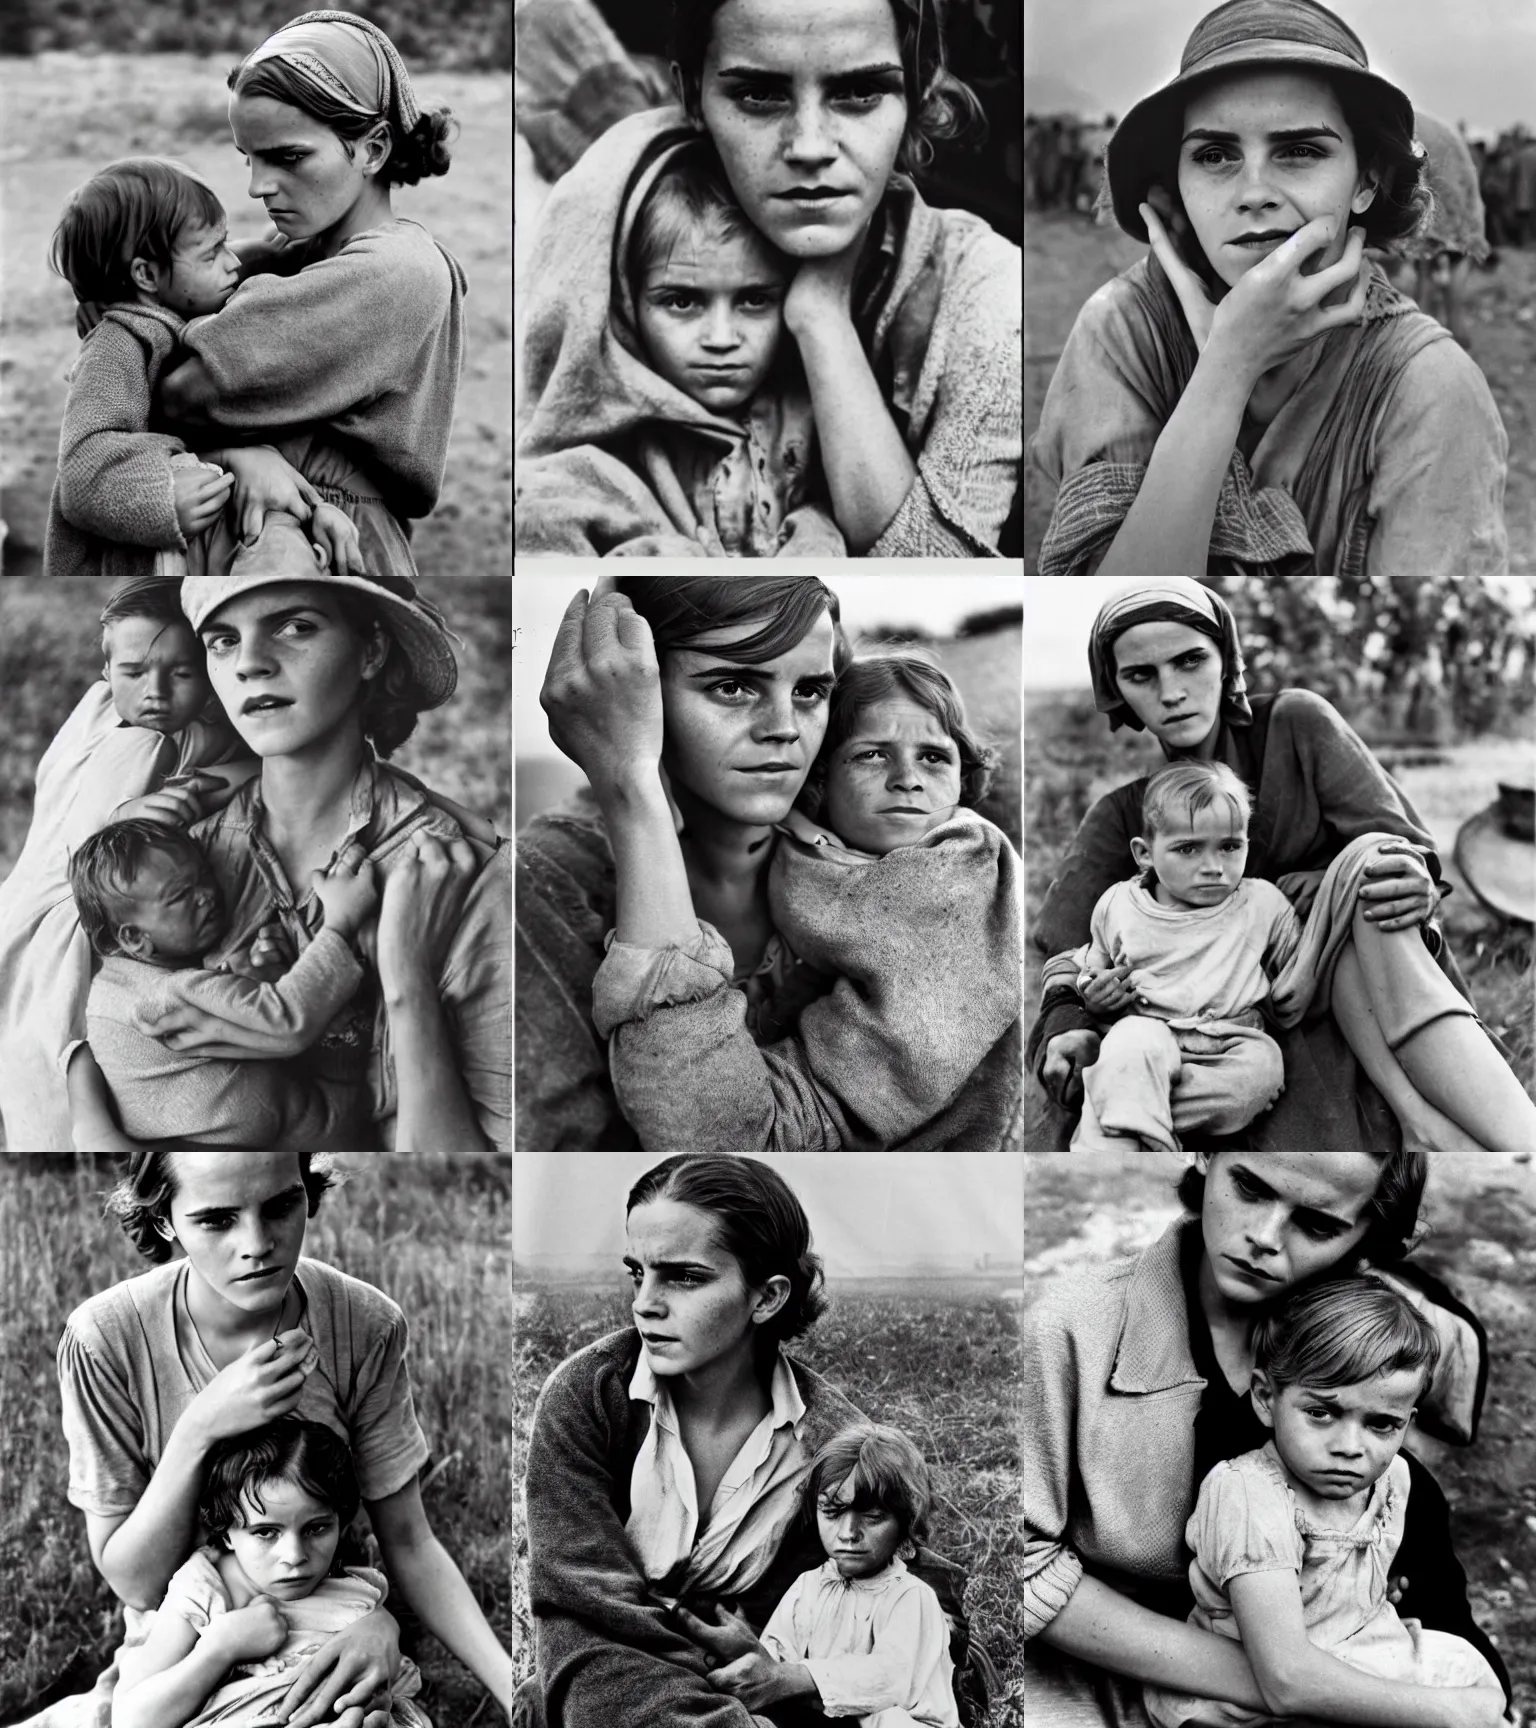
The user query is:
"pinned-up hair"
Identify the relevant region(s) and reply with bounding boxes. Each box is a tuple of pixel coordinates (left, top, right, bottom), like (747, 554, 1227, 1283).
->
(1140, 759, 1252, 840)
(1252, 1274, 1441, 1399)
(49, 157, 224, 306)
(106, 1150, 338, 1262)
(200, 1417, 359, 1546)
(805, 1422, 934, 1548)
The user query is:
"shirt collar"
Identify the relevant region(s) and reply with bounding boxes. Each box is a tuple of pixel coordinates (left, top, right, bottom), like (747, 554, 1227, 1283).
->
(627, 1342, 807, 1437)
(1109, 1218, 1208, 1395)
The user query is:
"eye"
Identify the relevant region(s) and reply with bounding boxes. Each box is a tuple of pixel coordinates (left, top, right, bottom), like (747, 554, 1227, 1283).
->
(737, 290, 780, 311)
(1279, 144, 1324, 160)
(725, 82, 790, 112)
(707, 679, 753, 702)
(198, 1213, 236, 1232)
(792, 683, 828, 707)
(277, 619, 316, 640)
(654, 290, 698, 312)
(921, 750, 952, 764)
(203, 632, 237, 656)
(855, 748, 886, 761)
(1232, 1172, 1262, 1199)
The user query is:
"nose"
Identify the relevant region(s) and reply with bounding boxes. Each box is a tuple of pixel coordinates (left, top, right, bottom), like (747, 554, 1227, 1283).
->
(237, 1209, 276, 1262)
(1245, 1203, 1284, 1257)
(276, 1530, 307, 1566)
(887, 754, 922, 792)
(144, 666, 170, 701)
(1331, 1425, 1365, 1460)
(700, 300, 740, 353)
(632, 1273, 666, 1320)
(782, 94, 837, 167)
(1235, 157, 1282, 212)
(835, 1511, 861, 1544)
(248, 163, 279, 201)
(233, 633, 274, 680)
(753, 690, 801, 743)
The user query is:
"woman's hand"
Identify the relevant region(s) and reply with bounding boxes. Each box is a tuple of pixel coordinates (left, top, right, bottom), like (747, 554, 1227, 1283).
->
(277, 1605, 401, 1728)
(706, 1653, 812, 1710)
(1357, 842, 1438, 930)
(134, 989, 293, 1057)
(673, 1603, 768, 1667)
(1142, 189, 1218, 352)
(310, 501, 364, 574)
(1040, 1028, 1101, 1109)
(782, 235, 863, 337)
(221, 446, 322, 543)
(1277, 868, 1327, 920)
(173, 463, 236, 538)
(539, 578, 665, 802)
(110, 772, 224, 828)
(189, 1330, 314, 1446)
(1081, 962, 1136, 1016)
(372, 831, 478, 994)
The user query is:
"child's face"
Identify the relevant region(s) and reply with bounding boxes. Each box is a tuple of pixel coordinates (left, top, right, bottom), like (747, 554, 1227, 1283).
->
(1253, 1369, 1422, 1501)
(223, 1476, 340, 1600)
(822, 696, 961, 853)
(815, 1470, 906, 1579)
(1199, 1153, 1379, 1305)
(635, 216, 788, 413)
(138, 219, 240, 316)
(104, 617, 211, 734)
(1131, 799, 1248, 908)
(111, 840, 224, 963)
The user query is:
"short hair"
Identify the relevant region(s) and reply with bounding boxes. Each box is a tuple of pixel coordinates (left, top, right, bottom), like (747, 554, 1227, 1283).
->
(106, 1151, 338, 1263)
(670, 0, 985, 173)
(100, 577, 200, 665)
(799, 652, 997, 819)
(1141, 759, 1251, 840)
(1176, 1149, 1427, 1266)
(200, 1418, 360, 1546)
(226, 58, 456, 189)
(49, 158, 224, 306)
(628, 138, 786, 302)
(68, 819, 205, 961)
(328, 591, 429, 758)
(1252, 1275, 1441, 1399)
(614, 577, 853, 677)
(805, 1422, 934, 1547)
(626, 1155, 828, 1353)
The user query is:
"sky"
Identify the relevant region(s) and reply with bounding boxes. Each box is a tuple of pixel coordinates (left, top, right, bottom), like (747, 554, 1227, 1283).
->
(512, 1153, 1024, 1278)
(1025, 0, 1536, 133)
(513, 574, 1021, 760)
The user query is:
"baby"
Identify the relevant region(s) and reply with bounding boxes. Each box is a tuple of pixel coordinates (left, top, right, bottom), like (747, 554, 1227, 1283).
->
(1146, 1278, 1505, 1728)
(706, 1423, 959, 1726)
(69, 819, 374, 1148)
(44, 155, 357, 577)
(114, 1417, 430, 1728)
(1070, 759, 1301, 1154)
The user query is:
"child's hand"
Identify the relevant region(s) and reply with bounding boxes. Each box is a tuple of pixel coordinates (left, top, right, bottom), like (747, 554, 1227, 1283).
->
(309, 502, 364, 574)
(221, 446, 321, 542)
(312, 852, 379, 941)
(208, 1594, 289, 1664)
(229, 919, 294, 982)
(109, 772, 223, 828)
(1081, 962, 1136, 1014)
(173, 463, 236, 538)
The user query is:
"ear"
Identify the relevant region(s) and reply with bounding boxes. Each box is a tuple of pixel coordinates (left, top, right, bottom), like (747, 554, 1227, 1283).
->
(359, 624, 389, 683)
(1351, 174, 1378, 214)
(1250, 1368, 1277, 1429)
(749, 1273, 792, 1327)
(1130, 835, 1154, 871)
(115, 922, 154, 961)
(360, 123, 393, 180)
(128, 255, 161, 294)
(154, 1215, 177, 1244)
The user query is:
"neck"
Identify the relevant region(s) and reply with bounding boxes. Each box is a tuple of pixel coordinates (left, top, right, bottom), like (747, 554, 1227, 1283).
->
(671, 780, 776, 891)
(317, 182, 394, 259)
(1161, 719, 1221, 763)
(259, 725, 368, 850)
(186, 1264, 292, 1353)
(668, 1339, 769, 1427)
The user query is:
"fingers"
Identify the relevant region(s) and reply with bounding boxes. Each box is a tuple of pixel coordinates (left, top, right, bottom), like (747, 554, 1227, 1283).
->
(589, 572, 619, 603)
(541, 589, 590, 706)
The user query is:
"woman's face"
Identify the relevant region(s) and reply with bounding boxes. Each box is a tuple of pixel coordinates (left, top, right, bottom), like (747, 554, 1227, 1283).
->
(1200, 1152, 1381, 1305)
(1177, 70, 1374, 291)
(624, 1198, 786, 1378)
(199, 584, 386, 760)
(230, 92, 385, 243)
(1111, 620, 1224, 749)
(695, 0, 909, 258)
(164, 1152, 309, 1320)
(659, 609, 838, 827)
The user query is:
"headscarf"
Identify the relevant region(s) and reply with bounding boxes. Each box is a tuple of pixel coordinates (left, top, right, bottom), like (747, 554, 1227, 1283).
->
(242, 10, 421, 138)
(1088, 577, 1252, 733)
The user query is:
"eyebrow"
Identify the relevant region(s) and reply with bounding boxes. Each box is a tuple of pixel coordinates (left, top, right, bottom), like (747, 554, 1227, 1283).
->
(1231, 1164, 1354, 1231)
(201, 605, 325, 638)
(716, 61, 903, 80)
(183, 1182, 306, 1221)
(1114, 644, 1211, 675)
(849, 735, 952, 750)
(685, 662, 834, 686)
(1182, 125, 1342, 146)
(621, 1255, 715, 1276)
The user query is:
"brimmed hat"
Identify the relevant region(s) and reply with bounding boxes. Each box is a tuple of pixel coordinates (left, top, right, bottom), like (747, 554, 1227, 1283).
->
(1454, 777, 1535, 925)
(181, 572, 460, 709)
(1104, 0, 1414, 242)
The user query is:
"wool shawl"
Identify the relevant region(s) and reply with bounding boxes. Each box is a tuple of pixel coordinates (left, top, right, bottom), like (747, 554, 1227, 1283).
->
(1030, 252, 1508, 575)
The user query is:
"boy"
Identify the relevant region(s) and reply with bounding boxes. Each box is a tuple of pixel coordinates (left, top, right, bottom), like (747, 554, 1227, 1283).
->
(1071, 760, 1302, 1153)
(68, 819, 374, 1148)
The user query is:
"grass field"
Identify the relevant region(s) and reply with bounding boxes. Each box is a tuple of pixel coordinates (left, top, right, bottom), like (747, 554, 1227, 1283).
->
(0, 1154, 513, 1725)
(511, 1283, 1026, 1722)
(0, 52, 512, 577)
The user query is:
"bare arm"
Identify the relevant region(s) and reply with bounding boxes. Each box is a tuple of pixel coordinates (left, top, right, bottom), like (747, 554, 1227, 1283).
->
(87, 1405, 214, 1609)
(113, 1609, 219, 1728)
(66, 1043, 140, 1152)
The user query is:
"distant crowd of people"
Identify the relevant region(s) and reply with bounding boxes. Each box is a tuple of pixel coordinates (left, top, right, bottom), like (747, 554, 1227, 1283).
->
(1472, 125, 1536, 249)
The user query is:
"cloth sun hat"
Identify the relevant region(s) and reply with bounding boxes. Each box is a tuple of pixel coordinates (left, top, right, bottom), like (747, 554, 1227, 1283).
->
(1088, 577, 1253, 734)
(1454, 775, 1535, 925)
(180, 572, 460, 709)
(1104, 0, 1416, 243)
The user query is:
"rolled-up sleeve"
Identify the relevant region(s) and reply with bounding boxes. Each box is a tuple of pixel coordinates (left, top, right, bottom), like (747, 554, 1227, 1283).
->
(1021, 1285, 1088, 1639)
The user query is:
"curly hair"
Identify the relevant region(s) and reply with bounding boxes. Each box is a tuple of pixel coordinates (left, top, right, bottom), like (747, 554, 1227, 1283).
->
(107, 1152, 338, 1263)
(200, 1417, 360, 1547)
(626, 1154, 828, 1354)
(670, 0, 985, 172)
(804, 1421, 934, 1549)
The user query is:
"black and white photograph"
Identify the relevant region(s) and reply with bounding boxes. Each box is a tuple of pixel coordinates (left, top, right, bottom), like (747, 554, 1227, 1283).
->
(513, 572, 1023, 1151)
(0, 1150, 515, 1726)
(1, 4, 512, 578)
(0, 574, 512, 1154)
(511, 1149, 1025, 1722)
(1023, 0, 1536, 574)
(1023, 574, 1536, 1154)
(1021, 1147, 1536, 1725)
(513, 0, 1023, 560)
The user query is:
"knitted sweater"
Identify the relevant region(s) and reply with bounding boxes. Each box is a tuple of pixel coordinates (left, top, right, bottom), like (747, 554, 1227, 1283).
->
(43, 302, 191, 577)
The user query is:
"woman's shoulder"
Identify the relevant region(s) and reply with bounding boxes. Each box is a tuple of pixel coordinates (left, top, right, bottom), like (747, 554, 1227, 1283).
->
(322, 219, 465, 307)
(63, 1259, 180, 1348)
(295, 1255, 407, 1331)
(782, 1348, 867, 1439)
(533, 1326, 643, 1424)
(1024, 1235, 1158, 1355)
(1382, 321, 1503, 420)
(1266, 687, 1358, 746)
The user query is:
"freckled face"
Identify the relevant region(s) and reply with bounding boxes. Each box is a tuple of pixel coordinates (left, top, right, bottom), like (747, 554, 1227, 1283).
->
(624, 1199, 772, 1378)
(1257, 1370, 1422, 1501)
(1177, 70, 1374, 290)
(147, 220, 240, 315)
(230, 92, 383, 244)
(1112, 622, 1224, 752)
(696, 0, 908, 257)
(822, 696, 961, 853)
(105, 617, 211, 733)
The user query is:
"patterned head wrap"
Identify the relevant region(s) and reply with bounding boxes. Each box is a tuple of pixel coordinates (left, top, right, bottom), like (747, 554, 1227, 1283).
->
(1088, 578, 1253, 733)
(242, 10, 421, 138)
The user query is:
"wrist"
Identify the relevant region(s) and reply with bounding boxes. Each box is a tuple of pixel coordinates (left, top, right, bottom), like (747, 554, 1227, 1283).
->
(593, 761, 669, 812)
(1194, 334, 1262, 403)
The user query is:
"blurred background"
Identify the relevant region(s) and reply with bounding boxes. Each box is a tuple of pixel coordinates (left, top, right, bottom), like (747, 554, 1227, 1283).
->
(0, 0, 512, 576)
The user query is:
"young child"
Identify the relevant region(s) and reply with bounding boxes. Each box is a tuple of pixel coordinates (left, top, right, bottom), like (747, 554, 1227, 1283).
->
(1145, 1278, 1506, 1728)
(44, 156, 358, 577)
(519, 138, 844, 556)
(1070, 759, 1301, 1154)
(0, 577, 259, 1150)
(69, 820, 374, 1149)
(114, 1418, 431, 1728)
(708, 1423, 959, 1726)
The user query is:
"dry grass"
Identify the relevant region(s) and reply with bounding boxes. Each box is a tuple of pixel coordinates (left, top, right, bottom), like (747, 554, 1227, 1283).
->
(0, 1155, 513, 1725)
(512, 1283, 1025, 1720)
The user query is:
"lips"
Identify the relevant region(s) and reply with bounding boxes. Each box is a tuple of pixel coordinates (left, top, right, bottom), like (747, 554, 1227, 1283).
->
(774, 187, 851, 202)
(1225, 1254, 1279, 1282)
(880, 806, 929, 815)
(241, 695, 293, 716)
(1231, 229, 1295, 248)
(236, 1266, 283, 1282)
(737, 763, 799, 775)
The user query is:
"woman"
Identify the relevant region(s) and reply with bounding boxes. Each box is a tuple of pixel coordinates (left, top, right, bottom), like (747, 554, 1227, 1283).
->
(1029, 0, 1508, 575)
(518, 1153, 973, 1726)
(69, 571, 510, 1153)
(1023, 1149, 1507, 1727)
(154, 10, 464, 575)
(516, 0, 1021, 557)
(1027, 578, 1536, 1153)
(20, 1151, 511, 1728)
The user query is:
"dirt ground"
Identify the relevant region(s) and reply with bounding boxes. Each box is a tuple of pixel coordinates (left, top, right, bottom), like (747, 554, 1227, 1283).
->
(1023, 209, 1536, 573)
(0, 52, 512, 575)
